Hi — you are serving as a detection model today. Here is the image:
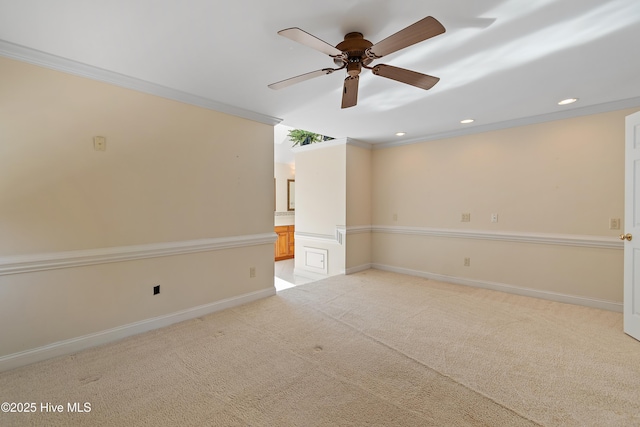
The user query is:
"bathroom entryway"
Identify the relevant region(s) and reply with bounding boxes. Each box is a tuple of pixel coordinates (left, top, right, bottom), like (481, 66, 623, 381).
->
(274, 258, 316, 291)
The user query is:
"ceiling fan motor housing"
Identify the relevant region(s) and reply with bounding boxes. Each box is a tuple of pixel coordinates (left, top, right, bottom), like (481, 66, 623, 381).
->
(334, 32, 374, 76)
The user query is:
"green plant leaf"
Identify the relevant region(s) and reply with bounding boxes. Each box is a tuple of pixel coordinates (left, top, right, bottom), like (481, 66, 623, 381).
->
(288, 129, 326, 146)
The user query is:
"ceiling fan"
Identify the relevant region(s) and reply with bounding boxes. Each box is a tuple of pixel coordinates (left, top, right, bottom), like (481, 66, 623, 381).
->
(268, 16, 446, 109)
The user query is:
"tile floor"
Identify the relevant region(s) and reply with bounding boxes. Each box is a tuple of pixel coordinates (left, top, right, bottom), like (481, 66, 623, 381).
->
(274, 258, 317, 291)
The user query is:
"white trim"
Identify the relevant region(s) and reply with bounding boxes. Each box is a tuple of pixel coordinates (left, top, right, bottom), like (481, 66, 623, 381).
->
(346, 139, 373, 150)
(302, 246, 329, 275)
(297, 225, 620, 250)
(374, 96, 640, 149)
(344, 263, 373, 275)
(0, 39, 282, 126)
(0, 287, 275, 372)
(336, 226, 346, 245)
(340, 225, 372, 245)
(296, 226, 369, 245)
(346, 225, 373, 235)
(0, 233, 277, 276)
(372, 263, 623, 312)
(372, 225, 621, 250)
(295, 231, 338, 243)
(3, 39, 636, 146)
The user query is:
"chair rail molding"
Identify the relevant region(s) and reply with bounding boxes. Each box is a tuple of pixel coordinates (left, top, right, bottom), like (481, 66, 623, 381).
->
(0, 233, 277, 276)
(295, 231, 339, 243)
(371, 225, 622, 250)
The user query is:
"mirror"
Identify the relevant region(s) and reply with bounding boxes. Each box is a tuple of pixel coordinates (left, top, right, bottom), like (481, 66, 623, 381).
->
(287, 179, 295, 211)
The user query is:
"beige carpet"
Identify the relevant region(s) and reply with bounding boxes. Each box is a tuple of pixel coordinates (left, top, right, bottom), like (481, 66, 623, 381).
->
(1, 269, 639, 426)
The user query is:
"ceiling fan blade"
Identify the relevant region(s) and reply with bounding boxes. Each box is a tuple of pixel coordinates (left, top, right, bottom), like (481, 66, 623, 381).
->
(372, 64, 440, 90)
(278, 28, 343, 57)
(341, 76, 359, 108)
(268, 69, 335, 90)
(367, 16, 445, 58)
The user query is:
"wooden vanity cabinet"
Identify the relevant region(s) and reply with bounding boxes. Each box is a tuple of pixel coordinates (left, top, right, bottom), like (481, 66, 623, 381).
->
(274, 225, 295, 261)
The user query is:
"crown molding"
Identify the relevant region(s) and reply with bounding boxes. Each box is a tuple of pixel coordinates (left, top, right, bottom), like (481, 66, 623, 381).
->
(374, 96, 640, 149)
(346, 138, 374, 150)
(0, 39, 282, 126)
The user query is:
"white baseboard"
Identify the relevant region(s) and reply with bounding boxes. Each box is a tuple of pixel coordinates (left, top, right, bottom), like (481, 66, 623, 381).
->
(344, 263, 373, 275)
(372, 263, 623, 312)
(0, 287, 275, 373)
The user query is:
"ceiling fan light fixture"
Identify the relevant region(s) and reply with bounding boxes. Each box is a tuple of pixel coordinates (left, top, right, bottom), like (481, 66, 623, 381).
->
(460, 119, 474, 124)
(269, 16, 446, 109)
(558, 98, 578, 105)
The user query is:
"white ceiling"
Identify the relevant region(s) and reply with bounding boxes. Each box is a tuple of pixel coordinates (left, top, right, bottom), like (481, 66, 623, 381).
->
(1, 0, 639, 147)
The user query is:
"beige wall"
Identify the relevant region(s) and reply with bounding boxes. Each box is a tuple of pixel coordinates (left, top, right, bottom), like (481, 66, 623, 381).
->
(346, 145, 372, 228)
(346, 144, 372, 272)
(371, 108, 634, 305)
(0, 57, 275, 360)
(1, 57, 273, 254)
(0, 246, 274, 356)
(294, 141, 346, 277)
(292, 141, 372, 276)
(2, 52, 633, 365)
(294, 142, 346, 235)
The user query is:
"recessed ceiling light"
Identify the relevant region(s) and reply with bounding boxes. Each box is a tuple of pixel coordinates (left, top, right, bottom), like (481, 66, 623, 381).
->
(395, 132, 406, 136)
(558, 98, 578, 105)
(460, 119, 474, 124)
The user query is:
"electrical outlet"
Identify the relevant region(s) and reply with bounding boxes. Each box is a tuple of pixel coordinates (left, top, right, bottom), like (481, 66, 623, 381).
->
(93, 136, 106, 151)
(153, 285, 160, 295)
(464, 257, 470, 267)
(249, 267, 256, 278)
(393, 213, 398, 221)
(461, 213, 471, 222)
(491, 213, 499, 223)
(609, 218, 621, 230)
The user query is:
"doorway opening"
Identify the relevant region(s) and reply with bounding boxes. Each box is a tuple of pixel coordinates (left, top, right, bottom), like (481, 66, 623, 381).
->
(274, 124, 318, 291)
